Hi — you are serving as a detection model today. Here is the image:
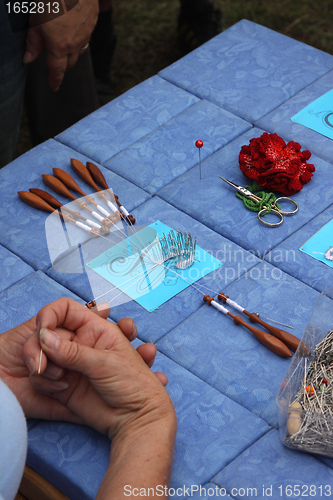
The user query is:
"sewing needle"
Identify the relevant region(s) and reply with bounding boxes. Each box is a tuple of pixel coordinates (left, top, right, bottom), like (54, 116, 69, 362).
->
(38, 347, 43, 374)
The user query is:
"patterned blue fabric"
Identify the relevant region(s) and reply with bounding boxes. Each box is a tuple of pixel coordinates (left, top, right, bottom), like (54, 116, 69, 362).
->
(157, 261, 319, 427)
(159, 20, 333, 123)
(104, 100, 251, 194)
(0, 271, 83, 333)
(212, 430, 333, 499)
(56, 75, 200, 164)
(256, 70, 333, 164)
(0, 139, 150, 272)
(47, 197, 261, 343)
(265, 204, 333, 293)
(158, 127, 333, 258)
(1, 20, 333, 500)
(0, 245, 33, 293)
(27, 345, 269, 500)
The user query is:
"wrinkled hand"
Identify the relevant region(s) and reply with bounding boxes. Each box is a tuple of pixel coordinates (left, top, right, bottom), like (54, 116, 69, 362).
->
(0, 314, 80, 422)
(22, 298, 171, 438)
(23, 0, 99, 91)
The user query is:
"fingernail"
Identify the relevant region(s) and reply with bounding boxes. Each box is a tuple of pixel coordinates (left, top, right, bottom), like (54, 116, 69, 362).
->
(40, 328, 60, 350)
(26, 357, 35, 375)
(130, 321, 137, 341)
(51, 380, 69, 390)
(47, 364, 64, 380)
(23, 51, 33, 64)
(96, 302, 110, 312)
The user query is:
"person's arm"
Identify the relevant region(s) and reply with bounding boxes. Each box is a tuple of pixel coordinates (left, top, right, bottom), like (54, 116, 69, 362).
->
(97, 410, 176, 500)
(22, 298, 177, 498)
(23, 0, 99, 91)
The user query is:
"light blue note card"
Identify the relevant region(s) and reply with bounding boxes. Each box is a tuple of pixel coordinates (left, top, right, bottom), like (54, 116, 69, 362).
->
(86, 221, 222, 312)
(291, 89, 333, 140)
(299, 219, 333, 268)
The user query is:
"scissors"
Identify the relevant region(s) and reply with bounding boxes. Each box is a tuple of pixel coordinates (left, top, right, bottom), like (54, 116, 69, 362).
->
(219, 177, 299, 227)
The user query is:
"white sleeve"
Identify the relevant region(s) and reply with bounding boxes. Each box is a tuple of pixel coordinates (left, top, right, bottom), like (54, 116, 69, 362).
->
(0, 379, 27, 500)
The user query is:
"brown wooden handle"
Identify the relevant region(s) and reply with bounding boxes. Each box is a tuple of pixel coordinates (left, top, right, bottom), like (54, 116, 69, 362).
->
(53, 168, 86, 197)
(86, 161, 109, 190)
(29, 188, 62, 209)
(231, 313, 292, 357)
(71, 159, 100, 192)
(29, 189, 84, 220)
(245, 311, 306, 353)
(42, 174, 77, 200)
(18, 191, 56, 213)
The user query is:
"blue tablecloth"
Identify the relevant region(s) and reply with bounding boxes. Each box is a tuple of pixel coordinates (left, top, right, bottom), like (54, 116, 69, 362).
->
(1, 18, 333, 500)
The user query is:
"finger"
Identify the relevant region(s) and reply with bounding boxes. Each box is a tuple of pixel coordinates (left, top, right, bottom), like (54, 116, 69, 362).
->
(91, 302, 110, 319)
(155, 372, 168, 386)
(42, 360, 65, 381)
(46, 51, 68, 91)
(65, 51, 79, 72)
(30, 374, 69, 394)
(24, 390, 83, 423)
(23, 27, 44, 64)
(23, 324, 75, 375)
(136, 344, 156, 368)
(39, 327, 107, 376)
(117, 318, 137, 342)
(36, 297, 105, 337)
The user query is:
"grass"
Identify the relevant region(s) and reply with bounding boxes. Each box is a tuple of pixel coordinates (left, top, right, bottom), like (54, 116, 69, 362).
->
(112, 0, 333, 94)
(18, 0, 333, 155)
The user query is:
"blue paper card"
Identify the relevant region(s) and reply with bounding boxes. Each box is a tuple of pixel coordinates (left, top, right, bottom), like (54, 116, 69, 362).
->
(299, 219, 333, 268)
(291, 89, 333, 140)
(86, 221, 222, 312)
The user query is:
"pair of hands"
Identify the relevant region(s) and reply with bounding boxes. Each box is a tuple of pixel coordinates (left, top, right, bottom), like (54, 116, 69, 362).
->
(23, 0, 100, 91)
(0, 297, 174, 440)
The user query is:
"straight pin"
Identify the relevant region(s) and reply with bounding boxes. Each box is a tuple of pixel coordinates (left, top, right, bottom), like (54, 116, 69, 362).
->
(256, 313, 293, 329)
(195, 140, 203, 180)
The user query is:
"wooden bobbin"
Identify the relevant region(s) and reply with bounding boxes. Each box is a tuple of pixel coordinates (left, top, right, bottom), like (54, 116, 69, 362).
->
(203, 294, 214, 305)
(70, 160, 123, 222)
(218, 292, 228, 303)
(85, 300, 96, 309)
(86, 161, 136, 225)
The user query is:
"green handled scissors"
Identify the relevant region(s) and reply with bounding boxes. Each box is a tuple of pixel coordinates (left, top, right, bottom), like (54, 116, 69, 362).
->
(219, 177, 299, 227)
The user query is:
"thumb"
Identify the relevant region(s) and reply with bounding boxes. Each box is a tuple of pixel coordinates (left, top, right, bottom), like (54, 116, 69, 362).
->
(23, 27, 44, 64)
(39, 327, 101, 376)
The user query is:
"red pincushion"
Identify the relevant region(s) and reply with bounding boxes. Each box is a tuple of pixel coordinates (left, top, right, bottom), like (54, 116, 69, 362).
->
(239, 132, 315, 195)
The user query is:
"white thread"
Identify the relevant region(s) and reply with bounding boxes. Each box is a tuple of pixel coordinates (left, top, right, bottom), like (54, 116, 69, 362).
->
(226, 298, 244, 313)
(91, 211, 105, 222)
(120, 206, 129, 217)
(75, 221, 92, 233)
(211, 300, 228, 315)
(106, 200, 118, 213)
(96, 205, 110, 218)
(85, 219, 101, 230)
